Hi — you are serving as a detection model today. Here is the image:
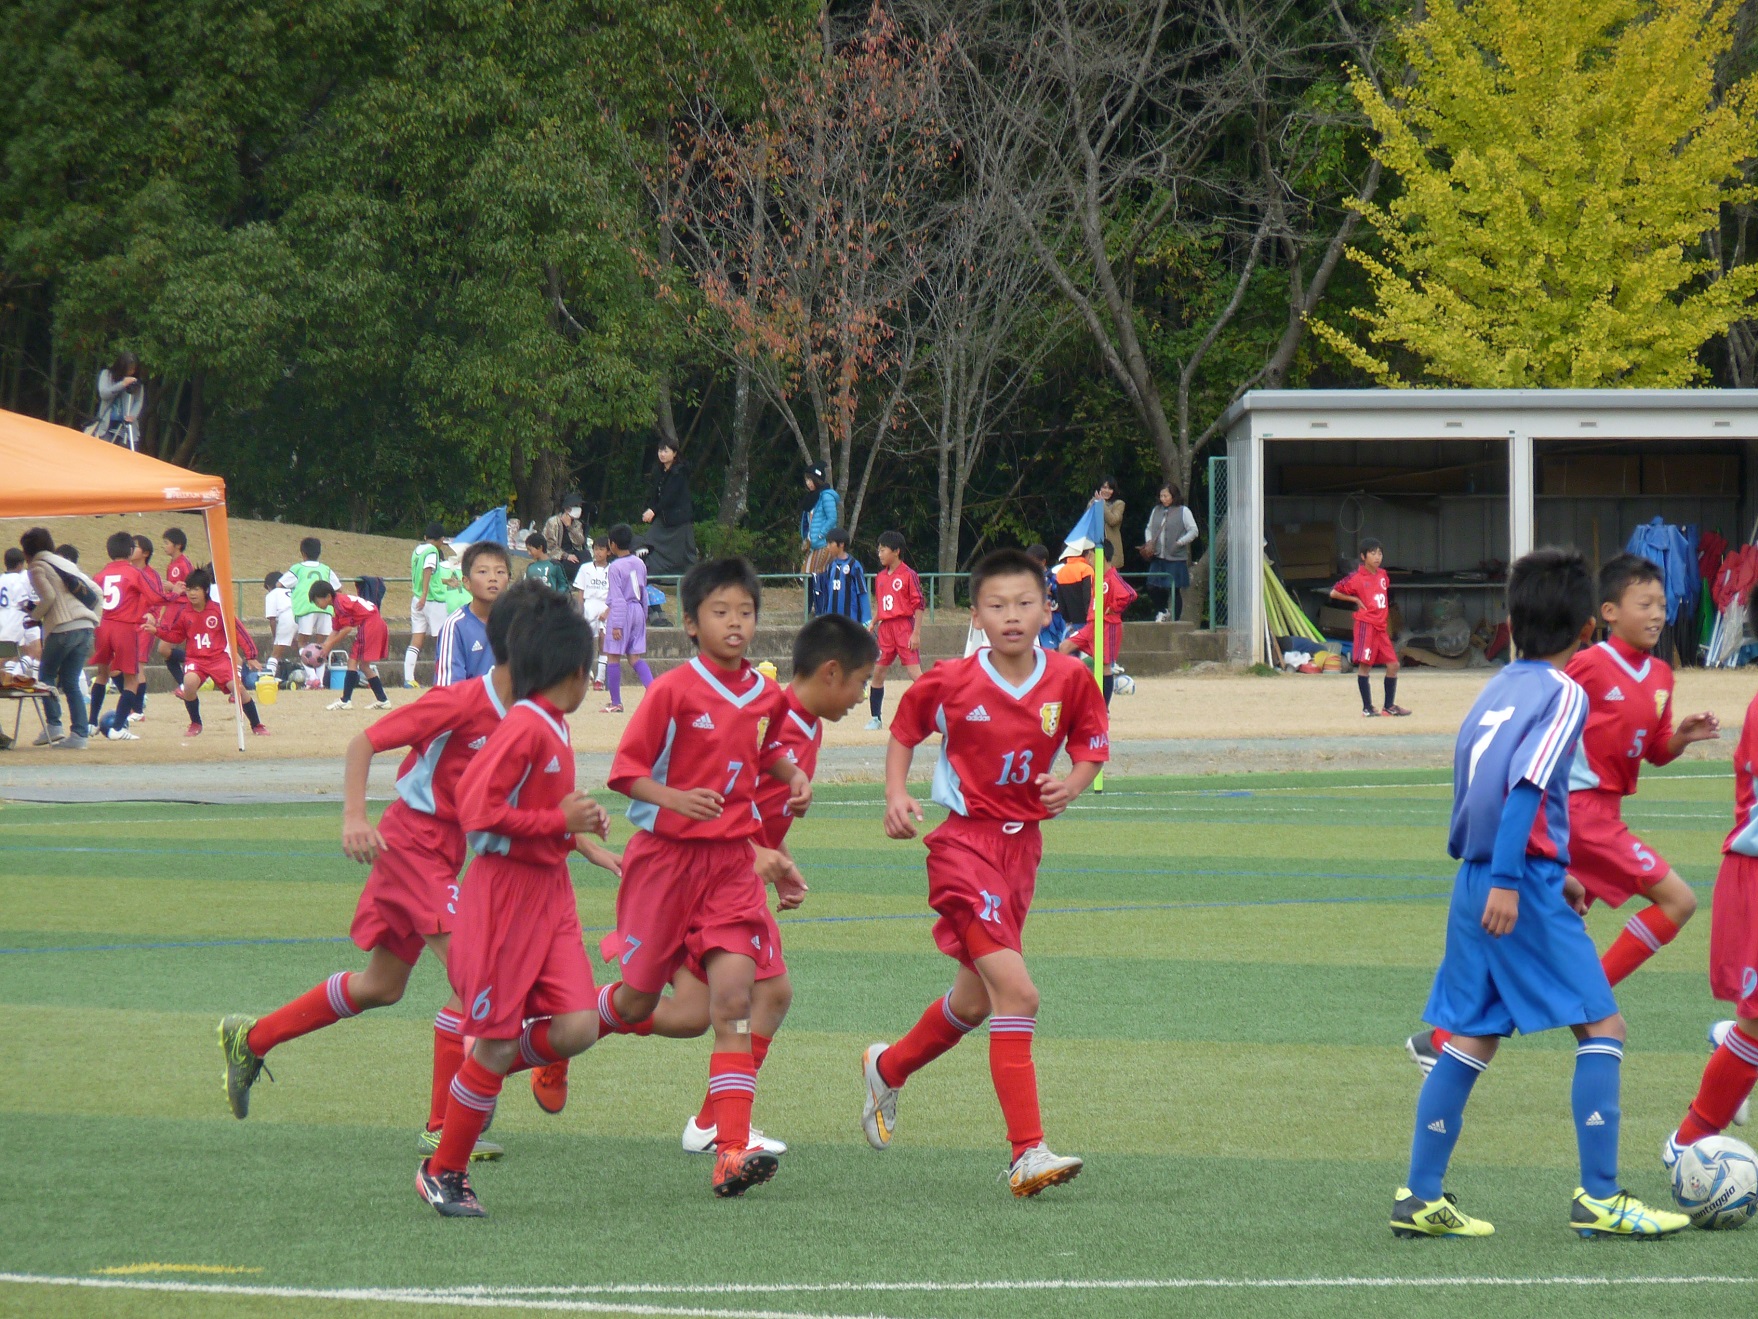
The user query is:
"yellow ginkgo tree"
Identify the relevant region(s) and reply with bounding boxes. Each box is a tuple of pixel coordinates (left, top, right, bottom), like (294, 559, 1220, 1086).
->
(1314, 0, 1758, 387)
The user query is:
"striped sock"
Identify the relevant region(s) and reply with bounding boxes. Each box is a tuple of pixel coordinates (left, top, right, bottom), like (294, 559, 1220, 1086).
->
(1407, 1043, 1486, 1200)
(708, 1051, 758, 1152)
(429, 1009, 465, 1132)
(877, 994, 978, 1088)
(1678, 1025, 1758, 1144)
(989, 1016, 1042, 1159)
(246, 972, 359, 1056)
(697, 1032, 770, 1129)
(1600, 905, 1680, 987)
(597, 983, 654, 1036)
(507, 1018, 561, 1075)
(433, 1056, 503, 1174)
(1573, 1037, 1624, 1199)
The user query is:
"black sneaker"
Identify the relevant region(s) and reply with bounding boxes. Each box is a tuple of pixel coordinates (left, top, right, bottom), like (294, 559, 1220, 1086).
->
(416, 1159, 486, 1218)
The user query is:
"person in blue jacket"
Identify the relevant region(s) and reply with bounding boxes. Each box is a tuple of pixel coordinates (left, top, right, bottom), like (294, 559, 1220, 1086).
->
(800, 465, 841, 576)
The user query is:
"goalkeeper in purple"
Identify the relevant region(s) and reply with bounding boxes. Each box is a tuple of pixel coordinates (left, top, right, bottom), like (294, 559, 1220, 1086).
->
(1391, 547, 1689, 1242)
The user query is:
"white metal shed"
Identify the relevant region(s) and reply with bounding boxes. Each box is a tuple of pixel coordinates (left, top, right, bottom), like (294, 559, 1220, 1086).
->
(1219, 388, 1758, 664)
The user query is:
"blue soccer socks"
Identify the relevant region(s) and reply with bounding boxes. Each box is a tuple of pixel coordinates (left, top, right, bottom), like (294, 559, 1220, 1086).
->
(1572, 1037, 1624, 1199)
(1407, 1043, 1486, 1200)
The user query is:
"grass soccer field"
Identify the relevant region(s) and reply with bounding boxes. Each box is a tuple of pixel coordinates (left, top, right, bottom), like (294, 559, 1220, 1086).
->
(2, 767, 1754, 1319)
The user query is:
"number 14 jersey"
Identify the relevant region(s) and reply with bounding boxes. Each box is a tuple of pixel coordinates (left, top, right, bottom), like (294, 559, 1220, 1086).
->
(891, 648, 1109, 822)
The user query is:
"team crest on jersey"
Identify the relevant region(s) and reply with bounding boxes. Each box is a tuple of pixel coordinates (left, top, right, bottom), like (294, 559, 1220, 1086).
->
(1655, 689, 1669, 719)
(1039, 701, 1062, 736)
(756, 715, 770, 746)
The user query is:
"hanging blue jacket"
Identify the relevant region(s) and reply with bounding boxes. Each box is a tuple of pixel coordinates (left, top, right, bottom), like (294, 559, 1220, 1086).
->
(801, 488, 840, 550)
(1625, 517, 1695, 623)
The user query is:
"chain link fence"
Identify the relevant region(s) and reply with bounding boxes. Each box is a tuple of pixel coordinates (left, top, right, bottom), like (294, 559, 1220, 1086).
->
(1206, 454, 1229, 632)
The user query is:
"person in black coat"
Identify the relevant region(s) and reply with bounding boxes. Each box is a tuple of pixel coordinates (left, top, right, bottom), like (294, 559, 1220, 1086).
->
(638, 441, 699, 576)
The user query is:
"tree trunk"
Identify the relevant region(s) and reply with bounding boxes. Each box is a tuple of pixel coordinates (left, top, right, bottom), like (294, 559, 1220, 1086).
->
(719, 360, 760, 528)
(170, 373, 205, 467)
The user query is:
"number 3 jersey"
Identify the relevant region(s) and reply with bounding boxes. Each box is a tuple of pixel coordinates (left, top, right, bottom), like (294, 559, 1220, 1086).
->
(890, 648, 1109, 822)
(1564, 635, 1679, 798)
(608, 656, 789, 841)
(1449, 659, 1588, 866)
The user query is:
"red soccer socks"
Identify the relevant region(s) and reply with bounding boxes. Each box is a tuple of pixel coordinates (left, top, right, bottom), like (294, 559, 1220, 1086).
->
(1601, 906, 1681, 987)
(1677, 1024, 1758, 1145)
(429, 1008, 466, 1132)
(247, 972, 359, 1056)
(433, 1056, 504, 1174)
(989, 1016, 1043, 1159)
(597, 983, 655, 1037)
(876, 995, 977, 1089)
(708, 1051, 757, 1152)
(697, 1033, 770, 1128)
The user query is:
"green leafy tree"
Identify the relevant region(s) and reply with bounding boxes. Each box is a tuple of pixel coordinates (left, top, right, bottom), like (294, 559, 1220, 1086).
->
(1316, 0, 1758, 386)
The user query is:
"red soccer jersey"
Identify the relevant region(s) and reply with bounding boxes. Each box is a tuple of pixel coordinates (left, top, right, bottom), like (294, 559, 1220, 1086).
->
(456, 694, 577, 865)
(1564, 634, 1678, 798)
(155, 602, 232, 662)
(366, 673, 509, 823)
(875, 563, 924, 622)
(1089, 564, 1137, 623)
(890, 648, 1109, 821)
(1725, 689, 1758, 856)
(608, 655, 786, 841)
(753, 685, 823, 842)
(1333, 565, 1390, 631)
(329, 593, 381, 631)
(96, 560, 152, 626)
(165, 554, 193, 595)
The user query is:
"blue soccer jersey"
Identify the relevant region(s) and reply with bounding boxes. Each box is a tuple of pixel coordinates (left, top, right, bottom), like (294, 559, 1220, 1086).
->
(1448, 660, 1587, 867)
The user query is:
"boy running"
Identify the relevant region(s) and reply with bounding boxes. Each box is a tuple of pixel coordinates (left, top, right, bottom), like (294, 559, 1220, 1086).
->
(1331, 538, 1409, 717)
(865, 530, 924, 730)
(595, 558, 813, 1197)
(435, 543, 510, 687)
(88, 531, 152, 740)
(143, 569, 268, 738)
(863, 548, 1109, 1197)
(419, 592, 614, 1217)
(278, 539, 341, 688)
(309, 581, 393, 711)
(1391, 548, 1686, 1241)
(600, 523, 653, 713)
(406, 522, 449, 689)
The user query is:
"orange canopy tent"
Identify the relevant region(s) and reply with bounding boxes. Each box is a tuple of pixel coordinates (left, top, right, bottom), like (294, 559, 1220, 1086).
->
(0, 407, 249, 750)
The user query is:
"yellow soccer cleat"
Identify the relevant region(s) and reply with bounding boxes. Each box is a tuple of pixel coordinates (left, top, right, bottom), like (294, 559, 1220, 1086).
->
(1570, 1188, 1691, 1239)
(1390, 1188, 1494, 1239)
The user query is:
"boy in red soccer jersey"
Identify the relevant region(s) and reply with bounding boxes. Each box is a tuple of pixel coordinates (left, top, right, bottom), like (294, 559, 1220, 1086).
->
(1410, 554, 1720, 1075)
(142, 569, 268, 737)
(863, 547, 1109, 1197)
(865, 530, 924, 731)
(1056, 546, 1137, 705)
(418, 592, 614, 1217)
(88, 531, 152, 740)
(595, 558, 813, 1197)
(309, 580, 394, 711)
(1331, 538, 1409, 717)
(1664, 631, 1758, 1169)
(156, 527, 194, 687)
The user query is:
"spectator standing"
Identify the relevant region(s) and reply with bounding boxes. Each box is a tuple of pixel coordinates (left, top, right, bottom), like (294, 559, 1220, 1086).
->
(800, 465, 840, 576)
(639, 441, 698, 575)
(19, 527, 100, 749)
(1140, 483, 1199, 622)
(1093, 476, 1126, 567)
(92, 352, 145, 449)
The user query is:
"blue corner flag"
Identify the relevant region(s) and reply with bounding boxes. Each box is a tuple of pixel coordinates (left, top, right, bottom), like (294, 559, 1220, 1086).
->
(451, 506, 509, 554)
(1063, 502, 1105, 556)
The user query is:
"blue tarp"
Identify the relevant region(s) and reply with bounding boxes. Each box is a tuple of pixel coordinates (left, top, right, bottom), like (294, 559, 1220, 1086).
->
(451, 506, 509, 554)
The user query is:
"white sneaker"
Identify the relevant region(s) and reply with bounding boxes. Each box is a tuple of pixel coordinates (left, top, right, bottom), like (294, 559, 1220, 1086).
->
(680, 1115, 787, 1155)
(127, 711, 145, 724)
(105, 727, 140, 741)
(326, 699, 354, 711)
(1710, 1020, 1751, 1125)
(861, 1043, 899, 1149)
(369, 699, 393, 710)
(1006, 1142, 1084, 1198)
(863, 716, 883, 731)
(32, 726, 66, 747)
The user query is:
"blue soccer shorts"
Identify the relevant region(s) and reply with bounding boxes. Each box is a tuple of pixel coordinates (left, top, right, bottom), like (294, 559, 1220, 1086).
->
(1424, 857, 1618, 1037)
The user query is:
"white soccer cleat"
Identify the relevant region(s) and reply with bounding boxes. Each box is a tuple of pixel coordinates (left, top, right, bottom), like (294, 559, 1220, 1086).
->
(105, 727, 140, 741)
(681, 1116, 787, 1155)
(1006, 1142, 1083, 1197)
(1662, 1131, 1686, 1173)
(369, 699, 393, 710)
(863, 716, 883, 731)
(1710, 1021, 1751, 1125)
(326, 699, 354, 711)
(1405, 1030, 1440, 1079)
(861, 1043, 899, 1149)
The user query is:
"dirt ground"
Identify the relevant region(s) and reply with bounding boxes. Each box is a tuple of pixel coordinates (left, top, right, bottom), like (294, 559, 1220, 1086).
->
(9, 666, 1750, 768)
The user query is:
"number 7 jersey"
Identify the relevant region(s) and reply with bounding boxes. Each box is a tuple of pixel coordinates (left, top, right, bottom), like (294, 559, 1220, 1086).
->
(890, 648, 1109, 821)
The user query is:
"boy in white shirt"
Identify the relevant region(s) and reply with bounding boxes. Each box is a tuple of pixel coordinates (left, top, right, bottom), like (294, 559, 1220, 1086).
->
(263, 572, 296, 680)
(572, 535, 611, 689)
(0, 548, 39, 676)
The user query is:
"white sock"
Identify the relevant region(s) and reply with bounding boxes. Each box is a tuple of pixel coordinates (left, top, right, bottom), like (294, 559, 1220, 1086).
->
(595, 651, 607, 683)
(264, 657, 279, 677)
(404, 645, 419, 686)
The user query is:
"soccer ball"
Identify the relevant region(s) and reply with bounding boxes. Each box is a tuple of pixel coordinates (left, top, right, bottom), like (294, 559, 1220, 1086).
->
(1671, 1135, 1758, 1229)
(96, 711, 120, 738)
(299, 643, 324, 666)
(1113, 672, 1136, 696)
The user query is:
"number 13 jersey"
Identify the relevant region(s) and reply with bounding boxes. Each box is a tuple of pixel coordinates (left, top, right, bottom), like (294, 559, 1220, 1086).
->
(890, 648, 1109, 822)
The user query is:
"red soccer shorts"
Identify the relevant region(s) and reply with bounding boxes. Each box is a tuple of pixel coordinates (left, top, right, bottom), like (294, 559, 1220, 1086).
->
(605, 832, 774, 994)
(447, 852, 595, 1039)
(1352, 619, 1395, 668)
(875, 617, 920, 667)
(188, 655, 238, 694)
(1710, 851, 1758, 1017)
(1067, 620, 1122, 663)
(91, 619, 141, 675)
(1567, 789, 1670, 909)
(352, 801, 465, 966)
(684, 905, 786, 985)
(925, 814, 1042, 969)
(351, 616, 390, 664)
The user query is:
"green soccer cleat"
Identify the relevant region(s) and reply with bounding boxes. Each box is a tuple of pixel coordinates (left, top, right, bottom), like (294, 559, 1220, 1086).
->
(1390, 1188, 1494, 1238)
(217, 1014, 267, 1119)
(417, 1128, 505, 1162)
(1570, 1188, 1691, 1239)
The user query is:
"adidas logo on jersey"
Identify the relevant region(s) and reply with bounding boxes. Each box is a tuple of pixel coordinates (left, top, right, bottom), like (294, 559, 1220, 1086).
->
(467, 736, 487, 750)
(692, 712, 715, 730)
(1585, 1111, 1604, 1127)
(1427, 1118, 1447, 1134)
(470, 640, 483, 652)
(543, 755, 561, 774)
(1605, 686, 1625, 702)
(966, 705, 991, 722)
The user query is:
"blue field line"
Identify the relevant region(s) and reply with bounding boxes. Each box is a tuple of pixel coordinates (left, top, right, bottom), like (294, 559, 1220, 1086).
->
(0, 889, 1455, 957)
